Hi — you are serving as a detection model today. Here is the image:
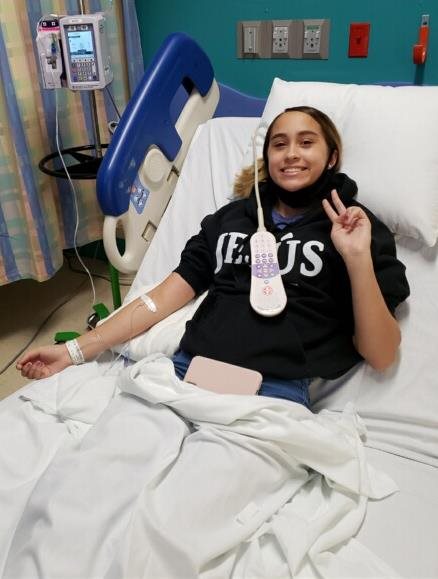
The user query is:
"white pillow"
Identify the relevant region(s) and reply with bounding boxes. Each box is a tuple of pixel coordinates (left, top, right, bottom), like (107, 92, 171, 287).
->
(244, 78, 438, 247)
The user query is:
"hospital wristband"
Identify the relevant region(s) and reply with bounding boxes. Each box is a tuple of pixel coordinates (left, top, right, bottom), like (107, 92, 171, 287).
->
(140, 294, 157, 313)
(65, 338, 85, 365)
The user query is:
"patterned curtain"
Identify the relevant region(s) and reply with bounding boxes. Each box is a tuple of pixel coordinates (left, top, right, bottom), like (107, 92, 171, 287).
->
(0, 0, 143, 284)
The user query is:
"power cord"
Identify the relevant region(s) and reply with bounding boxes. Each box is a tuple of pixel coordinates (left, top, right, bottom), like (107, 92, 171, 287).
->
(64, 251, 133, 286)
(54, 85, 97, 307)
(104, 85, 121, 120)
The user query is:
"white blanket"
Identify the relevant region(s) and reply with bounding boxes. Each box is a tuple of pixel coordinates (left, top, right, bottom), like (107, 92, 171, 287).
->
(2, 355, 399, 579)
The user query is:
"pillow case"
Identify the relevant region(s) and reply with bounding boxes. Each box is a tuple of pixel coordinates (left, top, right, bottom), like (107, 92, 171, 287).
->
(244, 79, 438, 247)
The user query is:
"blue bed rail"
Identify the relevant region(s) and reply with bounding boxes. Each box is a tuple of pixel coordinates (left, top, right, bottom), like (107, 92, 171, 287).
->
(96, 33, 266, 217)
(97, 33, 214, 216)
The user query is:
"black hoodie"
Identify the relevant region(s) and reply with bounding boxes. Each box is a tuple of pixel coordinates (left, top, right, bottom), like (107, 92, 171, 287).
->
(174, 173, 410, 380)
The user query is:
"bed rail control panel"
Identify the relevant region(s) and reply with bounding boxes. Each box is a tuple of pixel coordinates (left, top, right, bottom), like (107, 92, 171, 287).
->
(97, 33, 220, 274)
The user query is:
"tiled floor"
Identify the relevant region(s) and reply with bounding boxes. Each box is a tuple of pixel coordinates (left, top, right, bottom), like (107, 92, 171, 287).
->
(0, 257, 131, 401)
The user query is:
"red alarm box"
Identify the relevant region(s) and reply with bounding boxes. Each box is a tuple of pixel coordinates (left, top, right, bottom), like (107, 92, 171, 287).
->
(348, 23, 370, 58)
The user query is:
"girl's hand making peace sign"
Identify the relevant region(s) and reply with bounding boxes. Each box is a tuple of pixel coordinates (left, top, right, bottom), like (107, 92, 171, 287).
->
(322, 189, 372, 261)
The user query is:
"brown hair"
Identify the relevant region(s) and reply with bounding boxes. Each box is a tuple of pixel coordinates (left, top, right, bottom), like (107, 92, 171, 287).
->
(234, 106, 342, 198)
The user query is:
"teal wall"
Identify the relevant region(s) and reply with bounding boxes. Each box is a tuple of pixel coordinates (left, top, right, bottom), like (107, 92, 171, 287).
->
(135, 0, 438, 97)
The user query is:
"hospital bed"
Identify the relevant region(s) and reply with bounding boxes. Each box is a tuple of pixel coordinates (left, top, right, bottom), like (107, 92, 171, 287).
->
(1, 32, 438, 578)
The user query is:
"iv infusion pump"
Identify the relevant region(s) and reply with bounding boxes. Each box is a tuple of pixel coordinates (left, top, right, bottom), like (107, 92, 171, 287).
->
(37, 13, 113, 90)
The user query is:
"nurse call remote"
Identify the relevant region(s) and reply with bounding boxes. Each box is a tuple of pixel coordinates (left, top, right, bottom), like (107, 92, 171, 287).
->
(250, 231, 287, 317)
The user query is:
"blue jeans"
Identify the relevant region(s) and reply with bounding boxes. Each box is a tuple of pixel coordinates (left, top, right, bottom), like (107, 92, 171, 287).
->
(172, 350, 311, 408)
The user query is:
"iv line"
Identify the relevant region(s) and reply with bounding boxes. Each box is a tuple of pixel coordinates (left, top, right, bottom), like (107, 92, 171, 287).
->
(54, 82, 97, 307)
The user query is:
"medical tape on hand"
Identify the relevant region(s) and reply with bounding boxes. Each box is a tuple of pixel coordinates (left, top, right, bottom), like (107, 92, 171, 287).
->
(65, 338, 85, 365)
(140, 294, 157, 313)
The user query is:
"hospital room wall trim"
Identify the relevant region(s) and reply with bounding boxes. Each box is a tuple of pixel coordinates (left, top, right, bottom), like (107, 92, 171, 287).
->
(135, 0, 438, 97)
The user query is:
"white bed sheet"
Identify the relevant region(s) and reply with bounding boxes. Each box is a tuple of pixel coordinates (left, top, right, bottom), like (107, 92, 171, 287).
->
(0, 356, 402, 578)
(2, 355, 437, 578)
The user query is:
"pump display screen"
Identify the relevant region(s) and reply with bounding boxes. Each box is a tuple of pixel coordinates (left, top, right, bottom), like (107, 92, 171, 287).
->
(65, 24, 99, 83)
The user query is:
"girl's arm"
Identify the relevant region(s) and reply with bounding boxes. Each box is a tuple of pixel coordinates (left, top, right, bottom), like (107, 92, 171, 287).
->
(17, 272, 195, 380)
(77, 272, 195, 360)
(322, 190, 401, 371)
(343, 252, 401, 370)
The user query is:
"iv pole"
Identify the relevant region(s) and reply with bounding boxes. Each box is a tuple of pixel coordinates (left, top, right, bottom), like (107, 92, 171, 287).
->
(76, 0, 121, 313)
(38, 0, 121, 330)
(38, 0, 121, 316)
(78, 0, 103, 161)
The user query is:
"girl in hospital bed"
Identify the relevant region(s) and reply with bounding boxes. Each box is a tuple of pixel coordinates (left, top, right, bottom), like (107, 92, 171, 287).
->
(17, 106, 409, 407)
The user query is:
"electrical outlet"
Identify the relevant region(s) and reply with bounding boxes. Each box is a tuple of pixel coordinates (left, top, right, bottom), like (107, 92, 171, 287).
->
(270, 20, 303, 59)
(303, 23, 321, 54)
(272, 24, 289, 54)
(237, 20, 271, 58)
(302, 19, 330, 59)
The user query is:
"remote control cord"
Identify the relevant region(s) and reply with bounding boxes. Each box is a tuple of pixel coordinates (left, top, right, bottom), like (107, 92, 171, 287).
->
(252, 135, 266, 232)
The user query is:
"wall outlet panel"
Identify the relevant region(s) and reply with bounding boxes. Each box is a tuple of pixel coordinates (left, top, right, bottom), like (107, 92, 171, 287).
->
(237, 18, 330, 60)
(302, 19, 330, 59)
(237, 20, 272, 58)
(271, 20, 303, 59)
